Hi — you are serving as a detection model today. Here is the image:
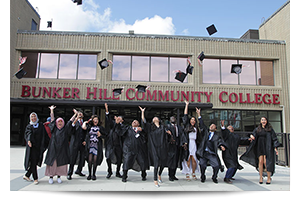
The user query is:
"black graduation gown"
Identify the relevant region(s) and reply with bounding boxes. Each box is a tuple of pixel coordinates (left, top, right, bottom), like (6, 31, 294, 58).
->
(142, 119, 169, 168)
(166, 123, 185, 169)
(84, 125, 107, 166)
(104, 113, 123, 164)
(24, 122, 49, 170)
(69, 120, 86, 165)
(116, 124, 149, 172)
(180, 114, 202, 168)
(196, 117, 226, 167)
(240, 127, 281, 176)
(221, 128, 250, 169)
(44, 120, 72, 167)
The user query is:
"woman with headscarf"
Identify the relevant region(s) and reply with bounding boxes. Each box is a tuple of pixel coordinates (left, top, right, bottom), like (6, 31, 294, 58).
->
(23, 112, 49, 185)
(44, 105, 77, 184)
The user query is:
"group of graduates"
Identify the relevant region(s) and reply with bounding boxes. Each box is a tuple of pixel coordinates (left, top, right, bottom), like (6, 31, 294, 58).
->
(23, 101, 281, 187)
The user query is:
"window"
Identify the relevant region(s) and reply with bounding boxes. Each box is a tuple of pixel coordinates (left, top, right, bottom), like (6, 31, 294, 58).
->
(31, 19, 38, 30)
(201, 109, 282, 133)
(257, 61, 274, 85)
(78, 54, 97, 80)
(202, 59, 220, 84)
(58, 54, 77, 79)
(132, 56, 149, 81)
(112, 55, 188, 83)
(221, 59, 238, 84)
(21, 52, 97, 80)
(112, 55, 131, 81)
(239, 60, 256, 85)
(39, 53, 59, 79)
(151, 57, 168, 82)
(203, 58, 274, 86)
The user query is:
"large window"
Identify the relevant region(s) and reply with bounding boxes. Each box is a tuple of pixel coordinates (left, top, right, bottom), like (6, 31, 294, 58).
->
(20, 52, 97, 80)
(200, 109, 282, 133)
(112, 55, 188, 83)
(203, 58, 274, 86)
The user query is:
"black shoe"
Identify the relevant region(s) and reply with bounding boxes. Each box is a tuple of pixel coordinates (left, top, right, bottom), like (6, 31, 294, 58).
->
(75, 171, 86, 177)
(92, 175, 96, 180)
(67, 175, 72, 180)
(142, 177, 147, 181)
(122, 178, 127, 182)
(169, 177, 174, 182)
(173, 176, 179, 181)
(87, 175, 91, 180)
(116, 172, 122, 178)
(230, 178, 235, 180)
(212, 178, 218, 184)
(106, 172, 112, 179)
(224, 178, 232, 184)
(201, 175, 206, 183)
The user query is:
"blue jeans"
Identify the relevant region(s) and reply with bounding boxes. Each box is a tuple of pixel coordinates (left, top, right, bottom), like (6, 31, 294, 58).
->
(225, 167, 237, 179)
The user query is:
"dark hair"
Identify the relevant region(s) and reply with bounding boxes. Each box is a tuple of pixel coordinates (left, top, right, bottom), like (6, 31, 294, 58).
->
(185, 116, 202, 144)
(89, 115, 102, 126)
(257, 116, 272, 132)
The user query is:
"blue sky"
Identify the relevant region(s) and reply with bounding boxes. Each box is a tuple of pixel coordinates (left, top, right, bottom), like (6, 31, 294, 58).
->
(28, 0, 288, 38)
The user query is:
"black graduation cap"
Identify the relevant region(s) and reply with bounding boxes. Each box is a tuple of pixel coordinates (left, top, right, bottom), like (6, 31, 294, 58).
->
(13, 67, 27, 79)
(73, 0, 82, 5)
(231, 64, 242, 74)
(206, 24, 217, 36)
(47, 21, 52, 28)
(197, 51, 205, 61)
(136, 85, 148, 93)
(113, 88, 124, 96)
(98, 58, 110, 70)
(186, 64, 194, 75)
(175, 71, 187, 83)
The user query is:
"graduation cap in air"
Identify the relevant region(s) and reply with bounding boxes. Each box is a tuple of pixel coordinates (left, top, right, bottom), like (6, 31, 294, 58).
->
(206, 24, 217, 36)
(72, 0, 82, 5)
(186, 64, 194, 75)
(47, 21, 52, 28)
(136, 85, 149, 93)
(13, 67, 27, 79)
(231, 64, 242, 74)
(175, 71, 187, 83)
(113, 88, 124, 96)
(198, 51, 205, 61)
(98, 58, 113, 70)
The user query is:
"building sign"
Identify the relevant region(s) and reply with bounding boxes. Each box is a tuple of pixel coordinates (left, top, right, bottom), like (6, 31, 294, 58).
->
(20, 85, 280, 105)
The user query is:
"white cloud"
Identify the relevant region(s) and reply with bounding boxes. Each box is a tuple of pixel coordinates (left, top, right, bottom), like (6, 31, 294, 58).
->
(181, 29, 189, 35)
(28, 0, 176, 35)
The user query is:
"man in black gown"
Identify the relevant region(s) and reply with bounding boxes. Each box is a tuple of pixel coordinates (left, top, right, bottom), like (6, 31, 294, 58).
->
(67, 109, 86, 180)
(221, 120, 250, 183)
(104, 103, 123, 178)
(115, 119, 149, 182)
(166, 116, 185, 181)
(196, 108, 226, 184)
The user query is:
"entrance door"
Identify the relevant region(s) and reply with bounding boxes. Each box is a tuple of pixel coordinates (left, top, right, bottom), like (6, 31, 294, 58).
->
(11, 115, 25, 145)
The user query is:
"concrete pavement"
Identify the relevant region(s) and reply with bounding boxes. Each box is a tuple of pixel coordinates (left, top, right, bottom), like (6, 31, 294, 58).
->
(10, 146, 290, 191)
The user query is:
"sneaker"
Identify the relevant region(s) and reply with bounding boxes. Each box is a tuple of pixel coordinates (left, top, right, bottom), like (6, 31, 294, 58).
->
(57, 177, 62, 184)
(49, 178, 54, 184)
(23, 175, 32, 182)
(33, 180, 39, 185)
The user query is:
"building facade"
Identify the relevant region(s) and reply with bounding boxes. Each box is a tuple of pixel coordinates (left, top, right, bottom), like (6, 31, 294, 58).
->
(10, 0, 290, 145)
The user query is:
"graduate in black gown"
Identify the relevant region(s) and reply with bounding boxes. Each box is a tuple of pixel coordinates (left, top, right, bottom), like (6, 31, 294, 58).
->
(44, 105, 75, 184)
(166, 115, 185, 181)
(196, 108, 226, 184)
(240, 117, 281, 185)
(82, 115, 107, 180)
(220, 120, 251, 184)
(115, 118, 149, 182)
(23, 112, 49, 185)
(139, 106, 172, 187)
(104, 103, 123, 179)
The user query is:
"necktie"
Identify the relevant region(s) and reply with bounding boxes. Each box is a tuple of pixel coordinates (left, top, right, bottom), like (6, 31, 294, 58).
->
(80, 120, 83, 126)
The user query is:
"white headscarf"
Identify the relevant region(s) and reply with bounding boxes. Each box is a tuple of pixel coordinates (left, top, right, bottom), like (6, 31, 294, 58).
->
(29, 112, 39, 125)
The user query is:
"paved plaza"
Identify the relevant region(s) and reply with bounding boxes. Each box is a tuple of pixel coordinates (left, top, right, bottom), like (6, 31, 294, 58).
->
(10, 146, 290, 192)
